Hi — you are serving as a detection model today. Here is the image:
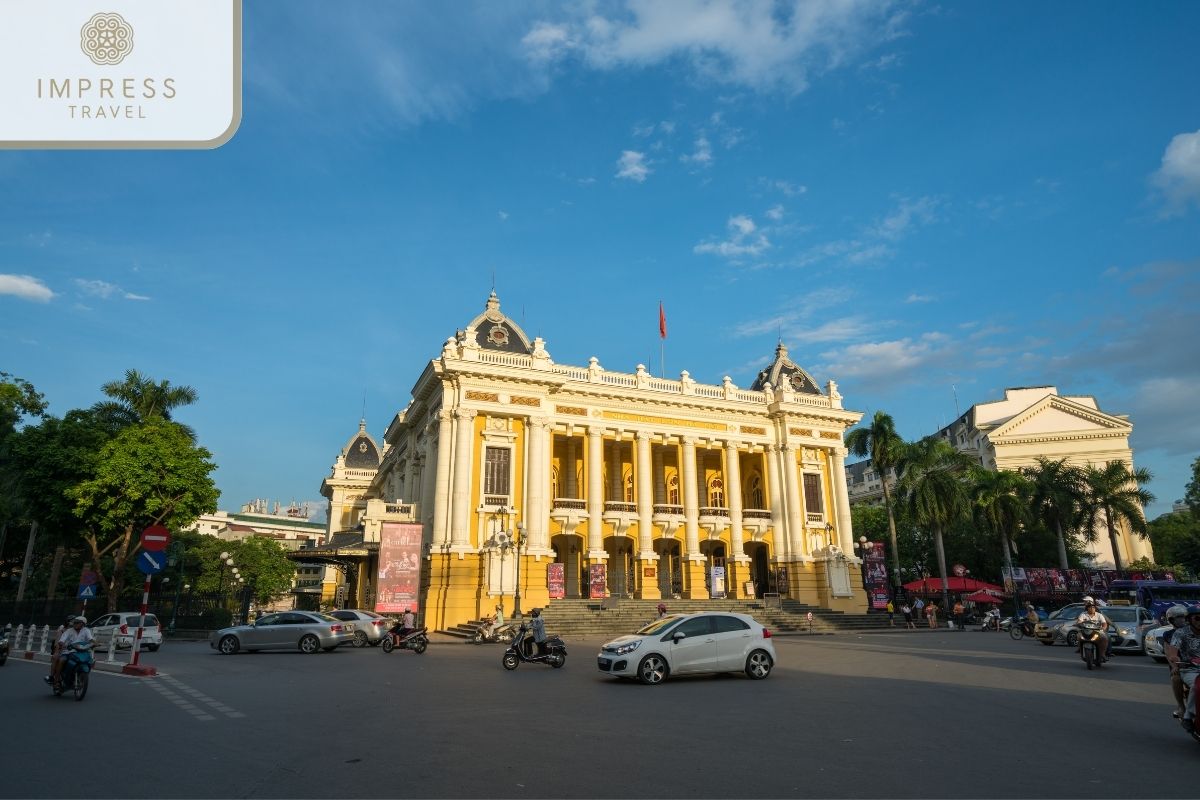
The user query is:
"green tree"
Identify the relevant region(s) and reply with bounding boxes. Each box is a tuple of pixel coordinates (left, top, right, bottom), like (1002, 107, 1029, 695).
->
(0, 371, 47, 439)
(845, 410, 906, 590)
(1147, 510, 1200, 576)
(92, 368, 198, 437)
(1185, 455, 1200, 517)
(1082, 461, 1155, 572)
(1023, 457, 1087, 569)
(69, 419, 220, 610)
(896, 437, 975, 611)
(970, 467, 1030, 577)
(234, 536, 299, 604)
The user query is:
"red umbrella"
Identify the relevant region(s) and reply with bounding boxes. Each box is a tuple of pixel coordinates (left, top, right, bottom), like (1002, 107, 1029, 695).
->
(964, 590, 1004, 604)
(902, 577, 1005, 594)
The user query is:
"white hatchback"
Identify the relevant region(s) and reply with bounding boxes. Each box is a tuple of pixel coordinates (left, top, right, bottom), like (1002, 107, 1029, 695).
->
(597, 611, 776, 685)
(89, 612, 164, 651)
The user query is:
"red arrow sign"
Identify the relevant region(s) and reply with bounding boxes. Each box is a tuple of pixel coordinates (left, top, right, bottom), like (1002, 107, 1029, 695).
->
(141, 525, 171, 552)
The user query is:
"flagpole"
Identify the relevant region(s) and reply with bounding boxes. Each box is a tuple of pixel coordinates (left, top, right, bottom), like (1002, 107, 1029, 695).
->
(660, 339, 665, 378)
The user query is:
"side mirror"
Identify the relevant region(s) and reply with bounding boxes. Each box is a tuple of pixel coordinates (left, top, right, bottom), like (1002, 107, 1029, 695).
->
(672, 630, 687, 642)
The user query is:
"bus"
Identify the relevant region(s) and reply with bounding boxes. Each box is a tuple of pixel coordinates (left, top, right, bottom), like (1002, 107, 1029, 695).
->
(1106, 580, 1200, 619)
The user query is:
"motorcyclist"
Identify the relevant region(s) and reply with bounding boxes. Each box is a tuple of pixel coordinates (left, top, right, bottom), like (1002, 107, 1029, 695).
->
(1075, 600, 1109, 663)
(46, 616, 92, 686)
(1021, 602, 1038, 635)
(530, 608, 547, 657)
(1160, 605, 1189, 719)
(983, 607, 1001, 631)
(1167, 605, 1200, 734)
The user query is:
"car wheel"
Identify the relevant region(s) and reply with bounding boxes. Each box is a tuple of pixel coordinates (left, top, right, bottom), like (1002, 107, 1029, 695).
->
(218, 635, 240, 655)
(299, 634, 321, 654)
(745, 649, 773, 680)
(502, 652, 519, 670)
(637, 654, 669, 685)
(352, 631, 368, 648)
(1066, 630, 1080, 648)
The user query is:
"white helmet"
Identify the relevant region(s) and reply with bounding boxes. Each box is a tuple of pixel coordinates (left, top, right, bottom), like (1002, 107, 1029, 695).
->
(1166, 605, 1188, 621)
(1082, 596, 1095, 605)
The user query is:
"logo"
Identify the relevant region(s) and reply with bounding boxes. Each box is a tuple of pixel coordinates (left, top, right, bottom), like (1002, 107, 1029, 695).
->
(80, 12, 134, 66)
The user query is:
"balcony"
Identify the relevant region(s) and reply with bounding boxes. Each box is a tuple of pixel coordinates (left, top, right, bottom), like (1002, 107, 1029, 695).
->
(652, 504, 683, 516)
(551, 498, 587, 511)
(806, 512, 825, 525)
(604, 502, 637, 514)
(698, 507, 730, 519)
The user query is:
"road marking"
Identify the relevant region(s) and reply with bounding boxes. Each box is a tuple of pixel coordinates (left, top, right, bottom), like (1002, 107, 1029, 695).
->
(146, 675, 245, 721)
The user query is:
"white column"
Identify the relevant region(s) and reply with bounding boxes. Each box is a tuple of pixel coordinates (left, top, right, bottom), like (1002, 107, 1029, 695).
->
(653, 446, 666, 504)
(681, 437, 700, 557)
(766, 445, 788, 560)
(527, 417, 551, 550)
(725, 440, 745, 560)
(449, 408, 477, 549)
(608, 441, 621, 501)
(565, 434, 577, 498)
(404, 438, 419, 502)
(781, 444, 805, 559)
(431, 409, 454, 547)
(587, 427, 604, 557)
(830, 448, 855, 553)
(636, 430, 654, 558)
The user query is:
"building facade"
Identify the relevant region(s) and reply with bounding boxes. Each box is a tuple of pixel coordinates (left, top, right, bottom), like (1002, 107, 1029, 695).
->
(933, 386, 1151, 568)
(312, 292, 869, 629)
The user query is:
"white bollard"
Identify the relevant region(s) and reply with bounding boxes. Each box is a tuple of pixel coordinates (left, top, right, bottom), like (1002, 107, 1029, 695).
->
(106, 631, 118, 663)
(39, 625, 50, 654)
(15, 625, 26, 651)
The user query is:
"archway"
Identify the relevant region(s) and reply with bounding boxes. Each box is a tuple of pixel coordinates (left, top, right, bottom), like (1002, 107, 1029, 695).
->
(604, 535, 636, 598)
(700, 541, 727, 598)
(654, 538, 682, 598)
(744, 541, 771, 596)
(550, 533, 585, 598)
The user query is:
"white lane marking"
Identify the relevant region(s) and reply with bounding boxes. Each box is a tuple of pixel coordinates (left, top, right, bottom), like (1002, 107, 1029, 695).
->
(156, 674, 246, 719)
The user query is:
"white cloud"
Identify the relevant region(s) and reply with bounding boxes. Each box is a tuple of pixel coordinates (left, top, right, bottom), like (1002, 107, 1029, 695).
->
(762, 178, 807, 196)
(616, 150, 651, 182)
(1152, 129, 1200, 215)
(498, 210, 509, 220)
(527, 0, 907, 93)
(765, 204, 784, 221)
(681, 134, 713, 166)
(0, 273, 54, 302)
(872, 195, 937, 240)
(816, 332, 955, 384)
(695, 214, 770, 259)
(74, 278, 149, 301)
(905, 292, 933, 303)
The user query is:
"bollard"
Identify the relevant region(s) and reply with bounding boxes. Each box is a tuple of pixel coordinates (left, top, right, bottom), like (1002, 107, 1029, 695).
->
(106, 631, 118, 663)
(16, 624, 26, 651)
(39, 625, 50, 654)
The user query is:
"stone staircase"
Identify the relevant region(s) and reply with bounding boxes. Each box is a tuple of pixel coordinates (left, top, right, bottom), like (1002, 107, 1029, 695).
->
(438, 598, 894, 639)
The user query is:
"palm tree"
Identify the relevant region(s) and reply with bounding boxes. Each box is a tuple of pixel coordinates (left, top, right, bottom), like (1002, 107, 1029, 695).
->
(1082, 461, 1155, 572)
(971, 467, 1030, 578)
(845, 410, 905, 590)
(896, 437, 975, 613)
(1023, 457, 1086, 569)
(92, 369, 198, 435)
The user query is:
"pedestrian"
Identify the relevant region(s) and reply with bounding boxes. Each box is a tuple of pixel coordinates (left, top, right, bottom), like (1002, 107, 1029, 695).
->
(886, 599, 895, 627)
(925, 601, 938, 629)
(656, 602, 668, 619)
(952, 599, 965, 631)
(914, 596, 925, 622)
(901, 602, 915, 629)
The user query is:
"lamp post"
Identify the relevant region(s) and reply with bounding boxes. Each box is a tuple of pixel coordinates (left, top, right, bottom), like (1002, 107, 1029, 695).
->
(513, 522, 525, 619)
(217, 552, 233, 594)
(854, 536, 882, 611)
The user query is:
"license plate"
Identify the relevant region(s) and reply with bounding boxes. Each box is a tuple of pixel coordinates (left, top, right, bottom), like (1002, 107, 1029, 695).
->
(344, 623, 355, 632)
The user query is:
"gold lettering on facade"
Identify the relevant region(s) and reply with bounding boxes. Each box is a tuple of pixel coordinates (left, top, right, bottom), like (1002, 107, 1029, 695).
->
(740, 425, 766, 435)
(556, 405, 588, 416)
(509, 395, 541, 407)
(819, 431, 841, 440)
(789, 427, 814, 437)
(465, 391, 499, 402)
(602, 410, 727, 431)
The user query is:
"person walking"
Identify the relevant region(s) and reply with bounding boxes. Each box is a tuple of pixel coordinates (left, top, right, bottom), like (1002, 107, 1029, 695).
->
(901, 602, 915, 629)
(952, 600, 965, 631)
(886, 599, 895, 627)
(925, 601, 938, 629)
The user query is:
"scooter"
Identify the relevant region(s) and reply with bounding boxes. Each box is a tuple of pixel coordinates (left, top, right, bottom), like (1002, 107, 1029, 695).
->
(51, 641, 94, 701)
(501, 624, 566, 670)
(381, 625, 429, 655)
(979, 610, 1002, 632)
(472, 621, 518, 644)
(1077, 620, 1109, 670)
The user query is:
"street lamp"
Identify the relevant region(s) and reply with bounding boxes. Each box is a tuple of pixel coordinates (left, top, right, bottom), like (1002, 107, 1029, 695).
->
(513, 522, 525, 619)
(217, 552, 233, 594)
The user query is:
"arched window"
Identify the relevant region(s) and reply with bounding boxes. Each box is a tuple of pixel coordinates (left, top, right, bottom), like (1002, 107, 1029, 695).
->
(668, 474, 680, 505)
(708, 477, 725, 508)
(551, 466, 560, 499)
(624, 470, 635, 503)
(747, 473, 764, 509)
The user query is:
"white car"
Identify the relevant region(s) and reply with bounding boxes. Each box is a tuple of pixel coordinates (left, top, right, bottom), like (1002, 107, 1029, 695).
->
(89, 612, 163, 651)
(1144, 624, 1176, 663)
(597, 611, 776, 685)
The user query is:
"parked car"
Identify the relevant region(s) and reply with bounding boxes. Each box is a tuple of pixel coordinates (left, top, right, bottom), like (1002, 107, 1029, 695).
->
(89, 612, 163, 651)
(1101, 606, 1157, 654)
(1034, 603, 1088, 646)
(596, 611, 776, 685)
(327, 609, 393, 646)
(210, 611, 353, 654)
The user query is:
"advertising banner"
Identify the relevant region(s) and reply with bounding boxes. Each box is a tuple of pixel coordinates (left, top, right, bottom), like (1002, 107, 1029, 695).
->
(375, 522, 422, 614)
(863, 543, 890, 609)
(588, 563, 607, 599)
(711, 566, 726, 598)
(547, 562, 565, 600)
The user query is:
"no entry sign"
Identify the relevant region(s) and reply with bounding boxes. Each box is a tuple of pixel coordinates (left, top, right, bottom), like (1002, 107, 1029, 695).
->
(141, 525, 171, 552)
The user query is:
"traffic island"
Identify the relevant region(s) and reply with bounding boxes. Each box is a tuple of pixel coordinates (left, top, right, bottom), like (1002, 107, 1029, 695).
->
(121, 663, 157, 676)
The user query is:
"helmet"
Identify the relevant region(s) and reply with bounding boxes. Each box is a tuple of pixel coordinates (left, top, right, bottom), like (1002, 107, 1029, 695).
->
(1186, 605, 1200, 620)
(404, 608, 411, 613)
(531, 608, 541, 617)
(1082, 596, 1095, 605)
(1166, 605, 1188, 621)
(72, 615, 87, 624)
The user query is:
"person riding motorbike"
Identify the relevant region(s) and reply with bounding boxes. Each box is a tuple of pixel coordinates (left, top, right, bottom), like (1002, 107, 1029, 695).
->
(1075, 600, 1110, 664)
(46, 616, 92, 686)
(529, 608, 547, 657)
(398, 608, 416, 636)
(1167, 605, 1200, 734)
(1161, 605, 1190, 718)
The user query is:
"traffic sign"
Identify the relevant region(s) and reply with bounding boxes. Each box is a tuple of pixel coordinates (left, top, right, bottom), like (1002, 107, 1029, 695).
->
(77, 583, 97, 599)
(137, 550, 166, 575)
(79, 568, 98, 586)
(141, 525, 170, 552)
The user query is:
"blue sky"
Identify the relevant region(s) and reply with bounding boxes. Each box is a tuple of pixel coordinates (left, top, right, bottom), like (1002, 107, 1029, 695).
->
(3, 1, 1198, 521)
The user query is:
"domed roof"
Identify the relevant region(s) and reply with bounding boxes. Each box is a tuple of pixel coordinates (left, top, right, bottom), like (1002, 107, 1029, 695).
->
(461, 290, 533, 355)
(750, 342, 823, 395)
(342, 420, 382, 469)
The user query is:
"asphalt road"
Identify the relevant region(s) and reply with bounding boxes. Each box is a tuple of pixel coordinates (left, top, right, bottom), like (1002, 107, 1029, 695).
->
(1, 629, 1193, 799)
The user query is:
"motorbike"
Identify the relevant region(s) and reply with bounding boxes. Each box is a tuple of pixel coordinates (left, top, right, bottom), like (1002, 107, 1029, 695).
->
(52, 641, 94, 701)
(381, 625, 429, 655)
(979, 611, 1002, 632)
(1009, 618, 1037, 640)
(1077, 620, 1110, 670)
(501, 624, 566, 670)
(1180, 665, 1200, 744)
(472, 621, 517, 644)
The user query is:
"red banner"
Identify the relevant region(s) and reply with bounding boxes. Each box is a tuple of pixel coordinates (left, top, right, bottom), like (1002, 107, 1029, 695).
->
(864, 543, 890, 609)
(547, 562, 565, 599)
(375, 522, 423, 614)
(589, 563, 607, 599)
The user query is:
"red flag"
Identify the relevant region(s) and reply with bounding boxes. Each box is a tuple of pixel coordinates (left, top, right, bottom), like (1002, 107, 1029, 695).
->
(658, 302, 667, 339)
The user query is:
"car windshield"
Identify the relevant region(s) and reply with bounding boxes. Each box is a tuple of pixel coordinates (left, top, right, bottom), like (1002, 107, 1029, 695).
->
(1102, 608, 1137, 622)
(124, 615, 158, 626)
(636, 615, 684, 635)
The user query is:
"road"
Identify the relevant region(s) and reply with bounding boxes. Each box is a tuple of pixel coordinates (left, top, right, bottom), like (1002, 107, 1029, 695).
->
(1, 629, 1192, 798)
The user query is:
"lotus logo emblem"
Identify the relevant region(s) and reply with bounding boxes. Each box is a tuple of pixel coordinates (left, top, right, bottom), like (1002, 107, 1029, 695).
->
(80, 12, 134, 66)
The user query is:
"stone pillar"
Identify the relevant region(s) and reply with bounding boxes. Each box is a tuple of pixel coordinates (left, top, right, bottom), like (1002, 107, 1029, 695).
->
(725, 439, 746, 560)
(781, 444, 805, 559)
(431, 409, 454, 547)
(681, 436, 707, 599)
(527, 417, 550, 550)
(449, 408, 477, 550)
(653, 445, 666, 504)
(766, 444, 787, 561)
(830, 448, 855, 553)
(634, 431, 661, 599)
(586, 427, 605, 558)
(608, 440, 621, 501)
(565, 434, 577, 498)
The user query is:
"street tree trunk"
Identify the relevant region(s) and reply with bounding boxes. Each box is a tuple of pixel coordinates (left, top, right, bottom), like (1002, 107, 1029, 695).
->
(881, 481, 901, 589)
(16, 520, 38, 602)
(933, 524, 950, 618)
(43, 544, 66, 615)
(1104, 507, 1124, 572)
(1054, 518, 1069, 570)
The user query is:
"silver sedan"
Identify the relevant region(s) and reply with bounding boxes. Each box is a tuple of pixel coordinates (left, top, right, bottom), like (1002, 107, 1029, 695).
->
(210, 611, 354, 654)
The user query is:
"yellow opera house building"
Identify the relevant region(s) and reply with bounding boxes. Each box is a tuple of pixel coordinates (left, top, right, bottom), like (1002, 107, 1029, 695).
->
(310, 292, 869, 630)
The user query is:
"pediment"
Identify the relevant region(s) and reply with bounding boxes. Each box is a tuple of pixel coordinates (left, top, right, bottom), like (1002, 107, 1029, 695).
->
(989, 396, 1130, 441)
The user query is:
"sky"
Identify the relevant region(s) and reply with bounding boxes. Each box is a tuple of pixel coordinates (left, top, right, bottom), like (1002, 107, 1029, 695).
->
(3, 1, 1199, 522)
